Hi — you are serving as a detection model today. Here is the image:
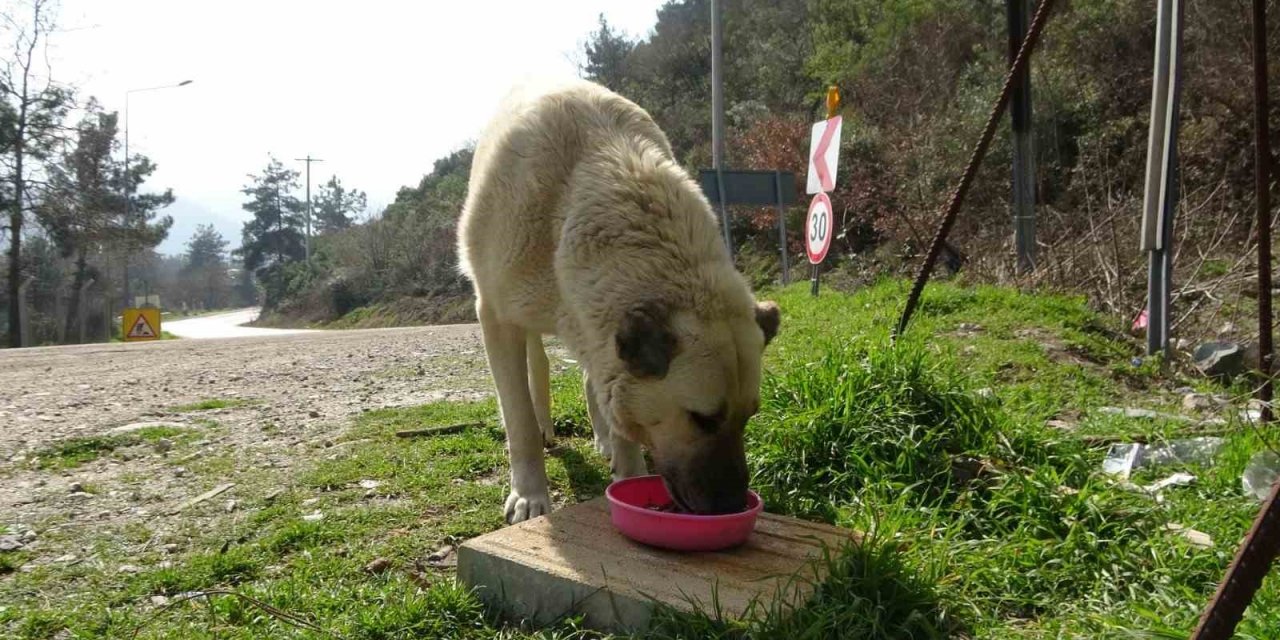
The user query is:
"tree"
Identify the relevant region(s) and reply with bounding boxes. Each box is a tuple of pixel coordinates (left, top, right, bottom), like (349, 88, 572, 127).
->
(312, 175, 366, 234)
(118, 152, 175, 306)
(236, 157, 304, 307)
(0, 0, 72, 347)
(37, 102, 173, 333)
(581, 15, 635, 91)
(36, 104, 119, 338)
(180, 224, 230, 310)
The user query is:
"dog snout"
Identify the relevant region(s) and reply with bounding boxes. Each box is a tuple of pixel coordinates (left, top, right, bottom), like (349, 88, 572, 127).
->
(660, 436, 749, 514)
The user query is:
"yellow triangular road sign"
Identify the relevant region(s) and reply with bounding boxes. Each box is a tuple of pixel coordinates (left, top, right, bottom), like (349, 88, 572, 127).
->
(127, 313, 157, 339)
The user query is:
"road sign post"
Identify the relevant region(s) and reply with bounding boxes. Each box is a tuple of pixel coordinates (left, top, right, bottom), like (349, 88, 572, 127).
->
(122, 307, 161, 342)
(806, 193, 834, 296)
(804, 86, 841, 296)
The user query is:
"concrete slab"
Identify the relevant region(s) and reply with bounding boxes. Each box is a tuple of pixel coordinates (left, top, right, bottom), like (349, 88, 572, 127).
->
(457, 497, 857, 632)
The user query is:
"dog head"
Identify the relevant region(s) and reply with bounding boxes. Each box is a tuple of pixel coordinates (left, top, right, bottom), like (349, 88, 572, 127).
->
(606, 298, 779, 514)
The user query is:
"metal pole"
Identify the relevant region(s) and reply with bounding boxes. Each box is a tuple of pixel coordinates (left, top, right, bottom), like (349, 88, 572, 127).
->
(305, 159, 311, 262)
(710, 0, 733, 256)
(1008, 0, 1036, 273)
(1143, 0, 1182, 357)
(121, 81, 192, 309)
(78, 279, 92, 344)
(894, 0, 1056, 338)
(123, 92, 131, 309)
(295, 156, 324, 264)
(17, 277, 32, 347)
(1253, 0, 1274, 427)
(775, 171, 790, 285)
(1189, 3, 1278, 636)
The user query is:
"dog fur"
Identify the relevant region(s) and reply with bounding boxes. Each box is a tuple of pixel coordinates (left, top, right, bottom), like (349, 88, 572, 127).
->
(458, 79, 779, 523)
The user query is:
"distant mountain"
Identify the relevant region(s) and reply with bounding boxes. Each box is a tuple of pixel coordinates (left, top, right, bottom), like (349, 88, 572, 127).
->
(157, 197, 247, 256)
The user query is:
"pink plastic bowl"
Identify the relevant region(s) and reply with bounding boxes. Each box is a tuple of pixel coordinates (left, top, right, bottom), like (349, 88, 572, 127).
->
(605, 475, 762, 551)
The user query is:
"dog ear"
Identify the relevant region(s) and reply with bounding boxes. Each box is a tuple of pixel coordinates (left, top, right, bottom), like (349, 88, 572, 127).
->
(755, 301, 780, 345)
(616, 303, 678, 378)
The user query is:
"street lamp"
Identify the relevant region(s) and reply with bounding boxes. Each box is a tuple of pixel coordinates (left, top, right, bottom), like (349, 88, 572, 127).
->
(122, 79, 192, 307)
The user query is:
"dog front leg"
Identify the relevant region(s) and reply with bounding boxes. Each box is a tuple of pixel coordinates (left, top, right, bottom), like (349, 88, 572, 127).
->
(479, 306, 551, 523)
(611, 434, 648, 480)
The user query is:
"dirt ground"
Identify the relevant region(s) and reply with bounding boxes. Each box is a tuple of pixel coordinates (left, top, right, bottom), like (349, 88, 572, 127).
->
(0, 325, 494, 571)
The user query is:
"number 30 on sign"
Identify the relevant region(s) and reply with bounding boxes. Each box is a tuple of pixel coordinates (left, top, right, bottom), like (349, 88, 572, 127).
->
(806, 192, 833, 265)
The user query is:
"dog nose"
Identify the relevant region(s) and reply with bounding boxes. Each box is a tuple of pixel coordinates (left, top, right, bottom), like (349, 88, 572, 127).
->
(703, 490, 747, 515)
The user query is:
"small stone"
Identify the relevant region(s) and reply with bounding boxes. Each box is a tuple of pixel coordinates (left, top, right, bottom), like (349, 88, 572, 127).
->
(150, 595, 170, 606)
(118, 564, 142, 574)
(0, 535, 23, 551)
(163, 543, 180, 554)
(426, 544, 457, 567)
(363, 489, 377, 499)
(301, 497, 319, 507)
(308, 410, 321, 419)
(68, 481, 84, 493)
(53, 553, 76, 563)
(262, 489, 284, 504)
(69, 491, 95, 500)
(19, 529, 37, 543)
(153, 438, 174, 454)
(1193, 341, 1245, 380)
(357, 479, 382, 490)
(173, 467, 188, 478)
(224, 500, 238, 513)
(1182, 393, 1214, 412)
(302, 511, 324, 522)
(363, 557, 392, 574)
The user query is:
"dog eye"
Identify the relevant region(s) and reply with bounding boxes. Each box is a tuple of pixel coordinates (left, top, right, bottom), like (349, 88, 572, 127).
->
(688, 410, 720, 434)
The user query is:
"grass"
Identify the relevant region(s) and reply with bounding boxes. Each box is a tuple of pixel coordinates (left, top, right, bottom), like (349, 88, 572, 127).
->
(168, 398, 253, 413)
(27, 426, 197, 470)
(3, 279, 1278, 638)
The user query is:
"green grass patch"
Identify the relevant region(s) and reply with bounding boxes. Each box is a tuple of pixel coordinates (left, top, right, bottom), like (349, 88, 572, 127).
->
(5, 280, 1278, 638)
(28, 426, 196, 470)
(169, 398, 253, 413)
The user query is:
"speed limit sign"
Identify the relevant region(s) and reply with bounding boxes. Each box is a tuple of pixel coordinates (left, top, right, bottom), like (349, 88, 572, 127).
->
(806, 193, 833, 264)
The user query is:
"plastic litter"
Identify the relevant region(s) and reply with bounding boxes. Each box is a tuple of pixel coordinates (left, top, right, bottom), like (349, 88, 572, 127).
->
(1102, 437, 1225, 479)
(1242, 450, 1280, 502)
(1143, 472, 1196, 493)
(1165, 523, 1214, 549)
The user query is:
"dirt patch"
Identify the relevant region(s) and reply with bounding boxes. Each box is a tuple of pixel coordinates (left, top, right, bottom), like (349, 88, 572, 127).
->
(0, 324, 489, 573)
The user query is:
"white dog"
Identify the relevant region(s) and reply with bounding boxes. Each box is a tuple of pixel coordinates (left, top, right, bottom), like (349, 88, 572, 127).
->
(458, 80, 779, 524)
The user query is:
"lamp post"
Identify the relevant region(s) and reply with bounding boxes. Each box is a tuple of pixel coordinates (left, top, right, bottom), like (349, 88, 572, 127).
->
(122, 79, 191, 308)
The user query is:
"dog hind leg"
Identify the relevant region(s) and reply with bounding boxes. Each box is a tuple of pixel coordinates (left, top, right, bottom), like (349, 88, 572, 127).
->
(526, 332, 555, 446)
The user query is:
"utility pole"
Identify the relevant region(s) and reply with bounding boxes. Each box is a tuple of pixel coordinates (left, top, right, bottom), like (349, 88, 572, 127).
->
(709, 0, 733, 256)
(1140, 0, 1184, 357)
(1008, 0, 1036, 273)
(295, 155, 324, 263)
(122, 80, 192, 308)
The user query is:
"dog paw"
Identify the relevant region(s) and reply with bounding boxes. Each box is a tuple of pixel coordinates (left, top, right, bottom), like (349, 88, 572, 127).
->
(504, 489, 552, 524)
(593, 435, 613, 459)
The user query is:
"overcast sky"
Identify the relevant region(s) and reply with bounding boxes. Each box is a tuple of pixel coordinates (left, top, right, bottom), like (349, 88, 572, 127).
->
(46, 0, 667, 254)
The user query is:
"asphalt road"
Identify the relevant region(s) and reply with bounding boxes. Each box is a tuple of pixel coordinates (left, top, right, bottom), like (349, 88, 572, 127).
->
(164, 308, 315, 339)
